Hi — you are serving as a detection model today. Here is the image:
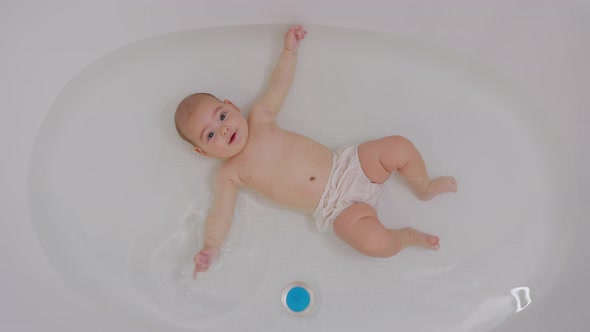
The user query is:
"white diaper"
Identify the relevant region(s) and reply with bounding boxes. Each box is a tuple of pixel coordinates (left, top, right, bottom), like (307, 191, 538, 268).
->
(313, 145, 383, 232)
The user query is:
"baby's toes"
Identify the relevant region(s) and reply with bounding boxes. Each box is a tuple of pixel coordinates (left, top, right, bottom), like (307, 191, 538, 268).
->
(409, 228, 440, 250)
(447, 177, 458, 192)
(428, 236, 440, 250)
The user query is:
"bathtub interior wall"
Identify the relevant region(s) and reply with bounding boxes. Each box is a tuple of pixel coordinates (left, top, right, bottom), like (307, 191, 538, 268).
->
(2, 1, 589, 332)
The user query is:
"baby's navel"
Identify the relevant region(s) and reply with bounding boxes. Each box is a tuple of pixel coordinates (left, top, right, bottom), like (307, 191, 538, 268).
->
(309, 176, 316, 182)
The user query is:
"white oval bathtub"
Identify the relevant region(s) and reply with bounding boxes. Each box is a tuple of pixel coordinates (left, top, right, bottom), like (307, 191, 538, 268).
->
(2, 1, 588, 332)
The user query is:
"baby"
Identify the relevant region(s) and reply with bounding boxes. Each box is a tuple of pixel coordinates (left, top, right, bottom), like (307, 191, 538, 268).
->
(174, 25, 458, 279)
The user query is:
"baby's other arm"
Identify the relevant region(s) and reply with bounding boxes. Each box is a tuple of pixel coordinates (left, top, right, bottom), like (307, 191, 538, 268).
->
(193, 163, 241, 279)
(251, 25, 307, 121)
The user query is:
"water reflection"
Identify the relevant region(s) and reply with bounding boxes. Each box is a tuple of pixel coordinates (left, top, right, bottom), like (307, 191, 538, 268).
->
(510, 287, 532, 313)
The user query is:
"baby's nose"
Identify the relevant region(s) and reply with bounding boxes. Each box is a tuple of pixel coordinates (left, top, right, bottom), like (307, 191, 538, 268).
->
(221, 126, 229, 136)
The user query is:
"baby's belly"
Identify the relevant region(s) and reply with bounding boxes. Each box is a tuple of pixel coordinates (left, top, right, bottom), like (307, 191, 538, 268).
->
(265, 171, 330, 213)
(250, 148, 333, 213)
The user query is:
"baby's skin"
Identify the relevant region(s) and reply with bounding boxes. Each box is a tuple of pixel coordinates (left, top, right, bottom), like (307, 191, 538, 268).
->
(174, 26, 457, 279)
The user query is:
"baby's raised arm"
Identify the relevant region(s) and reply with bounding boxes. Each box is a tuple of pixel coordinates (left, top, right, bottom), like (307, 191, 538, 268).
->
(251, 25, 307, 120)
(192, 164, 241, 279)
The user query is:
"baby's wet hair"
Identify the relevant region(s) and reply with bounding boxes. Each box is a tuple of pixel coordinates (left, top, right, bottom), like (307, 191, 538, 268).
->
(174, 92, 221, 147)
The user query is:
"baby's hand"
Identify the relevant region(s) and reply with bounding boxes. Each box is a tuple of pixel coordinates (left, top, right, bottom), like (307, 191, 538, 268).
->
(192, 246, 220, 279)
(284, 25, 307, 53)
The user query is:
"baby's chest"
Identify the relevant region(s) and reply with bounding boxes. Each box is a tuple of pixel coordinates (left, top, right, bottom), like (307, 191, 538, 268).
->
(240, 132, 301, 178)
(249, 127, 294, 156)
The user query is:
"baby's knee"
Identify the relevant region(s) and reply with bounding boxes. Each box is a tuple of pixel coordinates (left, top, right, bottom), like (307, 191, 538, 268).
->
(383, 135, 413, 149)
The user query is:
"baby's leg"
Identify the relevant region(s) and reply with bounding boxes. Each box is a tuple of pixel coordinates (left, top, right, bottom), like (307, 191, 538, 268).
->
(333, 203, 439, 258)
(358, 136, 457, 200)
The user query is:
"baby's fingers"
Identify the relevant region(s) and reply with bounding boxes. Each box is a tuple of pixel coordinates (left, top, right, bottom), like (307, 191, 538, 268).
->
(295, 31, 307, 42)
(192, 262, 210, 279)
(195, 256, 210, 268)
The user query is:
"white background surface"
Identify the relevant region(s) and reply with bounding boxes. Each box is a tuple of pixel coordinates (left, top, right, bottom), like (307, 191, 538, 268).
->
(2, 1, 589, 331)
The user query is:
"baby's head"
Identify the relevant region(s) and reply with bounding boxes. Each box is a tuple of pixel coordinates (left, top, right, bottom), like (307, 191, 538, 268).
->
(175, 93, 248, 159)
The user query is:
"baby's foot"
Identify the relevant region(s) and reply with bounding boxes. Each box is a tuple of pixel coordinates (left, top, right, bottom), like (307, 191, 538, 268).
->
(406, 227, 440, 250)
(417, 176, 458, 201)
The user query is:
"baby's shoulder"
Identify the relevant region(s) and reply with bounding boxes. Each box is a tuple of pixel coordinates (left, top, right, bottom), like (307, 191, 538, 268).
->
(248, 105, 275, 126)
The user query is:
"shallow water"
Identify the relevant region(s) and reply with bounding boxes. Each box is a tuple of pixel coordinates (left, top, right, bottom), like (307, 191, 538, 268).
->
(28, 25, 572, 331)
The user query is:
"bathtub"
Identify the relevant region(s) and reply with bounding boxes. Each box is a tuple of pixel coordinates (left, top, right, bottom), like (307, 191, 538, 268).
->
(2, 1, 589, 331)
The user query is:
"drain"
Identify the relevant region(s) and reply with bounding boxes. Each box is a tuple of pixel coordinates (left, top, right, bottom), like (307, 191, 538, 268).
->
(281, 281, 315, 317)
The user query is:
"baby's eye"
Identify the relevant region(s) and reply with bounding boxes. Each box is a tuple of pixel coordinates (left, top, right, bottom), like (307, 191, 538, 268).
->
(220, 112, 226, 121)
(207, 131, 215, 140)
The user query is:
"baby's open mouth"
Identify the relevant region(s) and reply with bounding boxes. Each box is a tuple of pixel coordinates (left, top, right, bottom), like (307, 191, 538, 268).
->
(229, 132, 237, 144)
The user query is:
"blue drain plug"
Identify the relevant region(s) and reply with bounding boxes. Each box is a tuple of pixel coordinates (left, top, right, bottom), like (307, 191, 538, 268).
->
(286, 286, 310, 312)
(281, 282, 315, 316)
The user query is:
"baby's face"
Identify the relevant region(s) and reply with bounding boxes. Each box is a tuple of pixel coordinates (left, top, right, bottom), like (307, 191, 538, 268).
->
(182, 96, 249, 159)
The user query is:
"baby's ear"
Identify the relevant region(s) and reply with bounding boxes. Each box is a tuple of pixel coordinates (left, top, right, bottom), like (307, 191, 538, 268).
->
(224, 99, 241, 112)
(194, 146, 208, 156)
